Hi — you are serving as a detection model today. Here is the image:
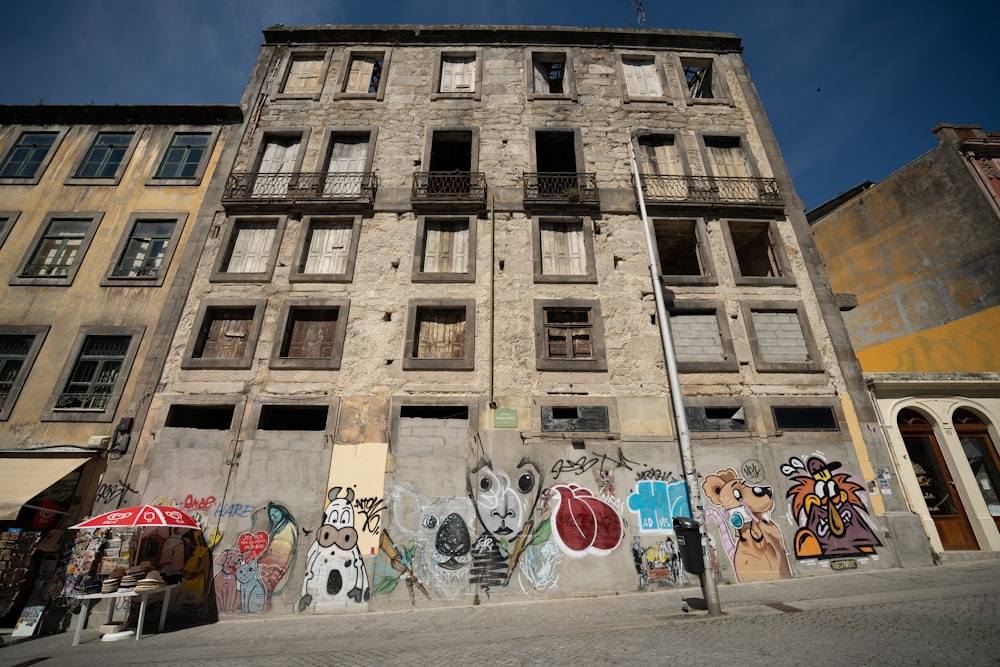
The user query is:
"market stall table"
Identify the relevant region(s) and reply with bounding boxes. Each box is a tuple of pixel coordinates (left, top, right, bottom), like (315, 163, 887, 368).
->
(71, 583, 179, 646)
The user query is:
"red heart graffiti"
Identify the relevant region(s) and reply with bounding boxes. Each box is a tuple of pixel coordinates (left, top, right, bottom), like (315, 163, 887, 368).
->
(236, 531, 269, 562)
(550, 483, 624, 556)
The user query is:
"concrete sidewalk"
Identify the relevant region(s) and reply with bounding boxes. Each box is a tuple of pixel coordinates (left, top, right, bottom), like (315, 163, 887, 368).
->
(3, 557, 1000, 667)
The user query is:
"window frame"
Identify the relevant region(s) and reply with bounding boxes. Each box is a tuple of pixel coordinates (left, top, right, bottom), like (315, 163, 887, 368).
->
(617, 51, 670, 104)
(720, 218, 795, 287)
(269, 298, 351, 371)
(275, 49, 333, 101)
(684, 399, 751, 435)
(529, 127, 586, 174)
(290, 215, 362, 283)
(315, 126, 378, 199)
(65, 128, 141, 186)
(667, 300, 739, 373)
(182, 298, 267, 371)
(698, 133, 761, 180)
(534, 299, 607, 372)
(42, 326, 144, 422)
(526, 50, 577, 101)
(11, 211, 104, 286)
(411, 215, 478, 283)
(101, 212, 187, 287)
(531, 216, 597, 284)
(402, 298, 476, 371)
(0, 325, 49, 421)
(147, 127, 221, 186)
(532, 398, 619, 439)
(210, 215, 286, 283)
(675, 55, 731, 104)
(759, 398, 845, 438)
(334, 47, 392, 100)
(431, 49, 483, 100)
(0, 128, 68, 185)
(741, 301, 824, 373)
(651, 217, 717, 286)
(241, 127, 311, 193)
(0, 211, 20, 251)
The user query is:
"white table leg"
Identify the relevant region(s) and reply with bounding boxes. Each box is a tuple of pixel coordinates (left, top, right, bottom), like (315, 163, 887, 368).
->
(157, 588, 172, 633)
(72, 598, 92, 647)
(135, 593, 148, 641)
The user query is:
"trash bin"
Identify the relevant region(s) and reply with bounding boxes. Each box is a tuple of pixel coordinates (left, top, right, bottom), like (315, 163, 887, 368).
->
(673, 516, 705, 575)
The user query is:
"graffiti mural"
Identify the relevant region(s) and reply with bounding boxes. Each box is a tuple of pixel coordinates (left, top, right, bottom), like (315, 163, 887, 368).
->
(781, 455, 882, 559)
(213, 548, 242, 613)
(548, 483, 624, 557)
(627, 476, 691, 533)
(702, 468, 790, 582)
(631, 536, 688, 588)
(298, 487, 370, 612)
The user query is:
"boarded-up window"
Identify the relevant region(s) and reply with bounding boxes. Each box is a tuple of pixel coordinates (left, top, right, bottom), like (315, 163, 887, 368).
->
(705, 137, 750, 178)
(283, 55, 325, 94)
(344, 55, 382, 93)
(622, 58, 662, 97)
(281, 308, 339, 359)
(413, 308, 466, 359)
(751, 311, 810, 363)
(302, 221, 352, 274)
(543, 308, 594, 359)
(440, 55, 475, 92)
(224, 221, 276, 273)
(539, 221, 587, 275)
(669, 312, 726, 362)
(197, 308, 253, 359)
(422, 220, 469, 273)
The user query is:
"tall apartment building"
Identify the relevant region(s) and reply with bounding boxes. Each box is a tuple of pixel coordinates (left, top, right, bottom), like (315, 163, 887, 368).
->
(810, 124, 1000, 555)
(121, 25, 929, 617)
(0, 105, 241, 625)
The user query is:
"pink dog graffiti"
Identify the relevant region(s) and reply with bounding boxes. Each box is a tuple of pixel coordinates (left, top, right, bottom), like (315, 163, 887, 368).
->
(213, 548, 242, 614)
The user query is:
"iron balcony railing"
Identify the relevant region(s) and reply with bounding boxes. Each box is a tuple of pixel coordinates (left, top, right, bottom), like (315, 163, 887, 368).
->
(636, 174, 783, 206)
(522, 172, 599, 204)
(54, 391, 112, 410)
(411, 171, 487, 203)
(223, 172, 378, 204)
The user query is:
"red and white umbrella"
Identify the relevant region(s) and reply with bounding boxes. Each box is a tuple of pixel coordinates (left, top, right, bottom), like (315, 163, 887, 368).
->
(70, 505, 200, 529)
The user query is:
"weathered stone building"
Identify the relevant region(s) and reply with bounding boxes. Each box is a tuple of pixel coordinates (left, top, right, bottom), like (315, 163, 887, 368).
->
(810, 124, 1000, 555)
(0, 105, 241, 624)
(118, 24, 929, 618)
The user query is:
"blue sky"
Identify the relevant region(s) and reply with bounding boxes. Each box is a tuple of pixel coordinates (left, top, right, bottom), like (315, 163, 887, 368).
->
(1, 0, 996, 210)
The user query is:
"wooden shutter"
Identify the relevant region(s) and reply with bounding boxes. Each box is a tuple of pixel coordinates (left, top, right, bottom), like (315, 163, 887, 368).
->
(623, 59, 660, 96)
(286, 310, 338, 358)
(285, 56, 323, 94)
(345, 56, 376, 93)
(540, 222, 586, 275)
(303, 222, 352, 274)
(325, 136, 368, 196)
(441, 56, 474, 92)
(415, 309, 465, 359)
(201, 310, 250, 359)
(544, 309, 593, 359)
(226, 222, 275, 273)
(707, 140, 750, 177)
(423, 221, 468, 273)
(254, 136, 300, 196)
(533, 60, 550, 93)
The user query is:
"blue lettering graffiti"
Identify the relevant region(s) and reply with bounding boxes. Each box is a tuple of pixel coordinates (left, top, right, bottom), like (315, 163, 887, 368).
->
(214, 503, 255, 519)
(627, 480, 691, 533)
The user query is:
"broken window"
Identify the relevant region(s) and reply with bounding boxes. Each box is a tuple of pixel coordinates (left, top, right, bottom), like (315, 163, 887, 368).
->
(540, 405, 611, 432)
(343, 54, 383, 94)
(682, 58, 716, 99)
(654, 219, 709, 279)
(724, 220, 788, 281)
(110, 218, 179, 280)
(532, 53, 565, 94)
(427, 130, 474, 195)
(772, 406, 839, 431)
(686, 405, 749, 432)
(533, 130, 581, 196)
(535, 299, 607, 371)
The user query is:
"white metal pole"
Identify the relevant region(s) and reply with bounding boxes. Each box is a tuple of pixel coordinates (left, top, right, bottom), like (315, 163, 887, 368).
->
(628, 138, 721, 615)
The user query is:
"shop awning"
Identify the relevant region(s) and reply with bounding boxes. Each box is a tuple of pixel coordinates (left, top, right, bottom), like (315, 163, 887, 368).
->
(0, 456, 91, 521)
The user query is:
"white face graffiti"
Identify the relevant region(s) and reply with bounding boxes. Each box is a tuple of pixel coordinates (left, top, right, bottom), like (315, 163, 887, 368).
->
(469, 459, 541, 538)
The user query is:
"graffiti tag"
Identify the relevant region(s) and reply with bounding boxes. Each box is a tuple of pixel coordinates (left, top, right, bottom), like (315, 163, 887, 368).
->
(354, 496, 385, 535)
(95, 480, 138, 507)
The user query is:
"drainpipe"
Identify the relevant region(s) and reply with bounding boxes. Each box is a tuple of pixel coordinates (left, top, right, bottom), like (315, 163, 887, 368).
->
(629, 138, 721, 615)
(488, 195, 496, 409)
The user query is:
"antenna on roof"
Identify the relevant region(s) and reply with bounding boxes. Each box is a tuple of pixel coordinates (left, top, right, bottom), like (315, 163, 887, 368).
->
(626, 0, 649, 29)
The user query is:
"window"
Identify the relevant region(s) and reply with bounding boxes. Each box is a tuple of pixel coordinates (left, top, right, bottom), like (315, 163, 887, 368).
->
(652, 219, 716, 285)
(681, 57, 727, 101)
(104, 214, 186, 286)
(165, 404, 236, 429)
(424, 129, 477, 195)
(953, 409, 1000, 523)
(258, 404, 329, 431)
(527, 129, 592, 201)
(211, 216, 285, 282)
(704, 136, 751, 178)
(686, 405, 749, 432)
(667, 301, 738, 372)
(403, 299, 476, 370)
(722, 220, 794, 286)
(432, 50, 482, 99)
(772, 406, 839, 431)
(72, 132, 135, 180)
(528, 52, 575, 100)
(539, 404, 612, 434)
(532, 217, 596, 283)
(535, 299, 606, 371)
(323, 132, 372, 197)
(280, 53, 328, 97)
(251, 133, 305, 198)
(13, 213, 102, 285)
(154, 132, 212, 180)
(0, 326, 47, 421)
(637, 134, 684, 177)
(0, 211, 19, 250)
(337, 50, 390, 99)
(291, 216, 361, 283)
(183, 299, 266, 370)
(412, 216, 476, 282)
(270, 299, 350, 370)
(620, 55, 664, 100)
(0, 131, 59, 180)
(43, 326, 143, 422)
(742, 302, 823, 373)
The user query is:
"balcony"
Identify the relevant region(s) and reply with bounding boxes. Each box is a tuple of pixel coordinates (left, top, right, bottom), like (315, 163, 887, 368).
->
(411, 172, 487, 209)
(223, 172, 378, 209)
(522, 172, 599, 208)
(636, 174, 783, 208)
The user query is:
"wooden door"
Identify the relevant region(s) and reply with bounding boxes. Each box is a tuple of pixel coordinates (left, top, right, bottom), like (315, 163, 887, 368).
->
(954, 409, 1000, 533)
(899, 409, 979, 550)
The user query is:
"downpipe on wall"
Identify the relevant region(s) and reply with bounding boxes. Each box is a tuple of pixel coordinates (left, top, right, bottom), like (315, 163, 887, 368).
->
(628, 138, 722, 615)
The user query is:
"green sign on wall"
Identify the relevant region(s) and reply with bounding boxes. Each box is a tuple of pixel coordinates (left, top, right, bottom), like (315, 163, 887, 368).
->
(493, 408, 518, 428)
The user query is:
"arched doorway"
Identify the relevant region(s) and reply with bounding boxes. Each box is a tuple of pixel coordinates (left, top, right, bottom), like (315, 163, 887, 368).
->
(897, 409, 978, 550)
(954, 409, 1000, 533)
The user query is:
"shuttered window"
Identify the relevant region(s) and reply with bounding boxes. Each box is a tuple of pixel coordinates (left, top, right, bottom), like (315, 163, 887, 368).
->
(539, 221, 587, 275)
(638, 135, 683, 176)
(422, 220, 469, 273)
(224, 221, 276, 273)
(253, 136, 300, 197)
(543, 308, 594, 360)
(622, 58, 662, 97)
(413, 308, 467, 359)
(303, 221, 352, 274)
(324, 135, 369, 196)
(344, 55, 382, 93)
(283, 55, 325, 95)
(281, 309, 339, 359)
(705, 137, 750, 178)
(440, 55, 476, 92)
(197, 308, 253, 359)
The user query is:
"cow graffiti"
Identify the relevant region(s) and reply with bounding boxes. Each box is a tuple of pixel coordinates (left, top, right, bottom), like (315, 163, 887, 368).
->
(781, 455, 882, 559)
(298, 487, 370, 612)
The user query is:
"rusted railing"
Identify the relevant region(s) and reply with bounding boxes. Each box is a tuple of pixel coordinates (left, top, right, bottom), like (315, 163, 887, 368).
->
(522, 173, 599, 203)
(223, 172, 378, 203)
(411, 172, 487, 203)
(636, 174, 782, 206)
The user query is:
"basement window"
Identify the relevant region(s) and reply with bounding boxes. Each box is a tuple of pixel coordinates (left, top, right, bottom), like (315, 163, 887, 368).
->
(540, 405, 610, 432)
(399, 405, 469, 419)
(686, 405, 749, 432)
(165, 404, 235, 429)
(773, 406, 839, 431)
(257, 405, 328, 431)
